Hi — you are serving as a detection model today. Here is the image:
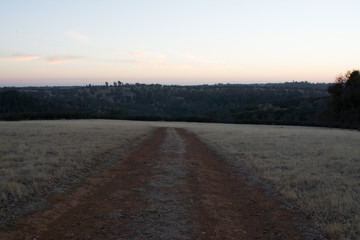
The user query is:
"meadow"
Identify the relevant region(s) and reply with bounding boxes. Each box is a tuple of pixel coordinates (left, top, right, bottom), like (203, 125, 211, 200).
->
(179, 122, 360, 240)
(0, 120, 152, 225)
(1, 120, 360, 239)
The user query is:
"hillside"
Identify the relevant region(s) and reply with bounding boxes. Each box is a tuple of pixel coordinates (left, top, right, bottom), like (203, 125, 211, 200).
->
(0, 82, 330, 124)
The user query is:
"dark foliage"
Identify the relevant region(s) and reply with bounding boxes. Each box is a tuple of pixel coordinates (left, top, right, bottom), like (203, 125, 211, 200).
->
(327, 70, 360, 128)
(0, 90, 41, 112)
(0, 82, 332, 127)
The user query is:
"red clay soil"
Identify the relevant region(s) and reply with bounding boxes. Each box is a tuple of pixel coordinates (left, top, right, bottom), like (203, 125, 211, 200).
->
(177, 128, 302, 240)
(0, 127, 306, 240)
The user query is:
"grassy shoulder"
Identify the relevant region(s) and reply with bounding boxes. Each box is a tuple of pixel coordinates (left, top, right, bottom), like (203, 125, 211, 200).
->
(0, 120, 153, 226)
(179, 123, 360, 240)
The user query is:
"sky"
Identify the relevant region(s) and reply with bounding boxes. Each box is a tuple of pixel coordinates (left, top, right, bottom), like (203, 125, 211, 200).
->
(0, 0, 359, 86)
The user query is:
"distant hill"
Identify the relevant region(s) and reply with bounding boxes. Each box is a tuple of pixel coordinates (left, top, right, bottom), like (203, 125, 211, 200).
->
(0, 82, 331, 125)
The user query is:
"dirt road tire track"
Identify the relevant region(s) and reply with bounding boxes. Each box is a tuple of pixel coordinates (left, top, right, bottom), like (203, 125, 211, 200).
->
(0, 128, 166, 239)
(177, 128, 302, 239)
(1, 127, 307, 239)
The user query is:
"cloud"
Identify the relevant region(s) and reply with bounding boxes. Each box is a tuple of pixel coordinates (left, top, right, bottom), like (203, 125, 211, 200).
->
(116, 49, 166, 66)
(46, 56, 83, 65)
(67, 31, 89, 41)
(1, 54, 39, 62)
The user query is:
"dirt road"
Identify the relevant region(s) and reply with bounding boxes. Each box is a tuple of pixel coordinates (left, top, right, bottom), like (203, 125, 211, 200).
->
(1, 127, 310, 239)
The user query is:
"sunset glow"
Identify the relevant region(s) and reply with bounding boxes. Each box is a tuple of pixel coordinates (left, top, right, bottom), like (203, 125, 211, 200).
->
(1, 0, 359, 86)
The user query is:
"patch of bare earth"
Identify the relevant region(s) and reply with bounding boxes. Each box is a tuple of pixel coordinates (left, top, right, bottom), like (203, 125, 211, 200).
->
(1, 127, 312, 239)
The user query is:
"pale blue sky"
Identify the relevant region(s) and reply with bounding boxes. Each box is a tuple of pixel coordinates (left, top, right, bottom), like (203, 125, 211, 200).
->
(1, 0, 359, 86)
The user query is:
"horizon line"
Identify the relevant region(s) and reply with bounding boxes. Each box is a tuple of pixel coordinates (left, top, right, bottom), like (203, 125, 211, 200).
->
(0, 80, 332, 88)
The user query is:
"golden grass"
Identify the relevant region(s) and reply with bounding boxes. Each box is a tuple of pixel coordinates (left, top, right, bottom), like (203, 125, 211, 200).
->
(2, 119, 359, 239)
(171, 122, 360, 240)
(0, 120, 152, 222)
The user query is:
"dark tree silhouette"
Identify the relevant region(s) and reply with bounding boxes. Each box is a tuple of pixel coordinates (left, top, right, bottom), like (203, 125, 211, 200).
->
(327, 70, 360, 127)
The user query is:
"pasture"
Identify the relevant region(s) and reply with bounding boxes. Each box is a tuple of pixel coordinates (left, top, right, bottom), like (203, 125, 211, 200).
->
(0, 120, 152, 223)
(154, 122, 360, 239)
(1, 120, 359, 239)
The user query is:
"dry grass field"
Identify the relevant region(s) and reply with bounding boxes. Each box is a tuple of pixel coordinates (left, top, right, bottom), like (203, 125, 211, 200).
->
(0, 120, 152, 224)
(167, 122, 359, 240)
(1, 120, 359, 239)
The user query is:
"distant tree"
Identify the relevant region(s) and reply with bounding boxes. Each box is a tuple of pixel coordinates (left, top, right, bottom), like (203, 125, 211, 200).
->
(105, 82, 109, 87)
(0, 90, 41, 113)
(108, 108, 123, 119)
(327, 70, 360, 127)
(113, 82, 117, 87)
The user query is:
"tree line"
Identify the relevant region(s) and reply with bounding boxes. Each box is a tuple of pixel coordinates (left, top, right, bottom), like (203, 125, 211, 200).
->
(0, 73, 359, 129)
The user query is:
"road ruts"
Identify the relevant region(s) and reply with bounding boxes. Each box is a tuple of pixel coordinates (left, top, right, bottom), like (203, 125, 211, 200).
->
(116, 127, 194, 239)
(177, 128, 303, 240)
(0, 127, 307, 240)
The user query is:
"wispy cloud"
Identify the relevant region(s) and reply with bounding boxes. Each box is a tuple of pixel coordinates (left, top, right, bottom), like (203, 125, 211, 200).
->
(46, 56, 83, 65)
(67, 31, 89, 42)
(1, 54, 39, 62)
(116, 49, 166, 66)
